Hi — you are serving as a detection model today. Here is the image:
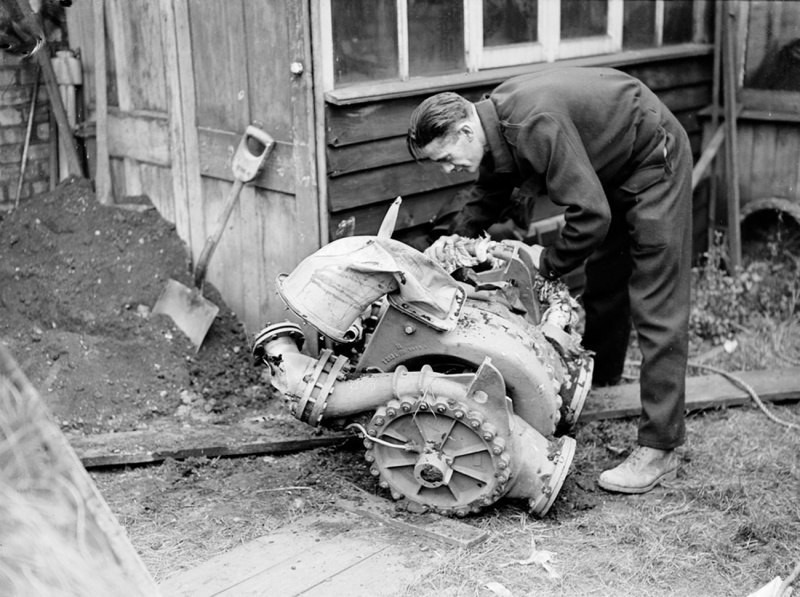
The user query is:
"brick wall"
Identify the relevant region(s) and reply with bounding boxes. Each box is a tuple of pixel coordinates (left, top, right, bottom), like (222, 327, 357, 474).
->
(0, 58, 53, 211)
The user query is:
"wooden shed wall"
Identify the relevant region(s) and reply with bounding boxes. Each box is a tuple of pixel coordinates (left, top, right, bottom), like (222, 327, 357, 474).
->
(325, 50, 715, 250)
(64, 2, 717, 337)
(736, 118, 800, 207)
(66, 0, 320, 336)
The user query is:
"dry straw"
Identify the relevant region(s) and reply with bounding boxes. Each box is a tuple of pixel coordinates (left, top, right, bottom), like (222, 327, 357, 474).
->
(0, 344, 159, 597)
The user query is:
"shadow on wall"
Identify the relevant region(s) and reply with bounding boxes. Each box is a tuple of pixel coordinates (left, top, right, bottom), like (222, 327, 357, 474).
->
(749, 38, 800, 91)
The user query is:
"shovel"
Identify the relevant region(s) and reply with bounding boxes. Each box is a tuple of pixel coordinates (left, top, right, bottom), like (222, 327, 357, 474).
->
(153, 125, 275, 350)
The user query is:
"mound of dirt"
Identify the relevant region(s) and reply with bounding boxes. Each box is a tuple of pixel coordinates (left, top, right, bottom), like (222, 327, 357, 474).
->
(0, 177, 275, 434)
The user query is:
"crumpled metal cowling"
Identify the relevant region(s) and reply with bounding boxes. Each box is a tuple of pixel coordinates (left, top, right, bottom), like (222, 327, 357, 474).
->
(277, 236, 465, 342)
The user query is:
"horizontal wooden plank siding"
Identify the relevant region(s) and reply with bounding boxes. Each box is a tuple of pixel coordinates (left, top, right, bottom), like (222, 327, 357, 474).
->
(323, 69, 707, 180)
(623, 57, 711, 91)
(327, 137, 410, 178)
(325, 53, 714, 242)
(329, 184, 474, 239)
(328, 161, 473, 211)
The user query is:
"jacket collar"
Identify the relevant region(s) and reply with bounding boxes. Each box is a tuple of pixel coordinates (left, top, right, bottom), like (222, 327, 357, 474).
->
(475, 98, 515, 173)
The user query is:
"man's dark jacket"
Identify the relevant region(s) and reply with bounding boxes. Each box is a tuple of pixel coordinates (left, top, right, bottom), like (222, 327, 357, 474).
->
(451, 67, 677, 280)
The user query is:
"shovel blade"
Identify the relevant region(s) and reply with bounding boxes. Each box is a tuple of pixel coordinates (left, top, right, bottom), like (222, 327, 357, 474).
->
(152, 278, 220, 350)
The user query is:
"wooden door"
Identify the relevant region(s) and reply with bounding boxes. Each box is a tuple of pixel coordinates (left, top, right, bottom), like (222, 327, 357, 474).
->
(174, 0, 320, 334)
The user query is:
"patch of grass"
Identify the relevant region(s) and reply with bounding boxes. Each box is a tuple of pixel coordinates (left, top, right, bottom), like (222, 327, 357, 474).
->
(397, 405, 799, 597)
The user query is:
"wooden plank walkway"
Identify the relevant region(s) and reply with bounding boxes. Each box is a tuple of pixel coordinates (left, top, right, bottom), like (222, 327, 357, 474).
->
(582, 366, 800, 421)
(160, 513, 420, 597)
(158, 493, 488, 597)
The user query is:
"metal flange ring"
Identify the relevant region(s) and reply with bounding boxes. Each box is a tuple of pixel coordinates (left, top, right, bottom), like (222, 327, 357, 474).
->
(365, 398, 509, 516)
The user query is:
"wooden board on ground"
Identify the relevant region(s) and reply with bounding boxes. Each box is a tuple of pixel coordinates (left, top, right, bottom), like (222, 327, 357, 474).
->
(583, 367, 800, 421)
(67, 420, 351, 468)
(68, 368, 799, 468)
(158, 509, 454, 597)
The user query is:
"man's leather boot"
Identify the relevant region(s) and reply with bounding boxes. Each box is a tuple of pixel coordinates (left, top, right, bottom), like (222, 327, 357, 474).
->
(598, 445, 678, 494)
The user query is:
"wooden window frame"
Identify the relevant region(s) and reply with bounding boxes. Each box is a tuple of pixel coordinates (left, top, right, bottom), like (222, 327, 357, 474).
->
(321, 0, 703, 99)
(469, 0, 625, 69)
(466, 0, 546, 70)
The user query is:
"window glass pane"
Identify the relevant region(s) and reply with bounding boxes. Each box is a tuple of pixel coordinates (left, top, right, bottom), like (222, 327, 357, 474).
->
(663, 0, 694, 45)
(332, 0, 398, 86)
(483, 0, 538, 47)
(744, 1, 800, 91)
(623, 1, 656, 49)
(408, 0, 465, 76)
(561, 0, 607, 39)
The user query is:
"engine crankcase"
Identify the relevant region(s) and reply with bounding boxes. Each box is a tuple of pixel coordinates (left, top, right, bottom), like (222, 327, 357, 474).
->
(357, 300, 566, 437)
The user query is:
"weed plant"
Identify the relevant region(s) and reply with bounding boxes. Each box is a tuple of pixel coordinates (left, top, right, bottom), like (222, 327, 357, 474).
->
(690, 219, 800, 347)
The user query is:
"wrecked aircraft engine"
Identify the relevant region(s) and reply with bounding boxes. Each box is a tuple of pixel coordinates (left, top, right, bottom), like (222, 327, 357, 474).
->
(252, 199, 593, 517)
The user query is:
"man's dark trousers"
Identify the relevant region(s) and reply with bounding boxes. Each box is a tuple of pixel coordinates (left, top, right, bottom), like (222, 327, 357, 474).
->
(581, 114, 693, 450)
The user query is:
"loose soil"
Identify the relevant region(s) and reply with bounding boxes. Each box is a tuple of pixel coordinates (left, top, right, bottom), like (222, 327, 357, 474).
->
(0, 177, 274, 434)
(1, 179, 798, 597)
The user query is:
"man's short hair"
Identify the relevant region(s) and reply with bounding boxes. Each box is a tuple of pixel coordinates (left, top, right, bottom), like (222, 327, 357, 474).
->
(406, 92, 471, 160)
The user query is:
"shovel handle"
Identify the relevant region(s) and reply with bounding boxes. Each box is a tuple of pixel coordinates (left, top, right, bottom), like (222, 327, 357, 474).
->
(193, 178, 245, 288)
(192, 125, 275, 289)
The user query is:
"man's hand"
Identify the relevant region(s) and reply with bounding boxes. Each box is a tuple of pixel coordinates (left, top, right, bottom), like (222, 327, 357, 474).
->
(424, 234, 459, 264)
(424, 234, 504, 272)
